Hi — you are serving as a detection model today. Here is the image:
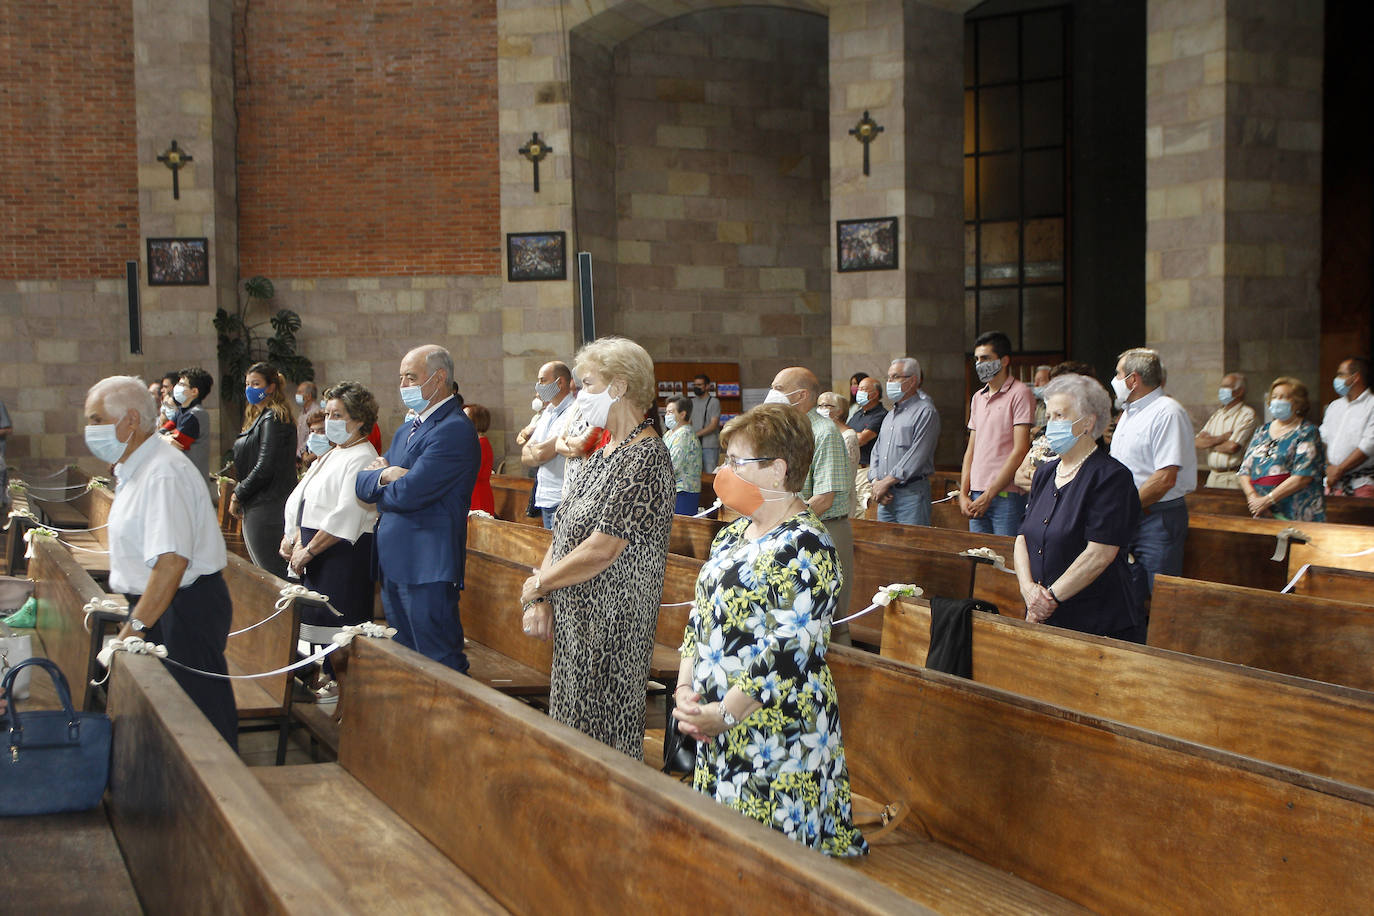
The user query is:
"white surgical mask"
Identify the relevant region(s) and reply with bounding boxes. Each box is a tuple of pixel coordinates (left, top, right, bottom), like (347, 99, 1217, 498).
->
(1218, 387, 1234, 405)
(306, 432, 331, 456)
(172, 384, 190, 406)
(85, 421, 131, 464)
(1111, 375, 1131, 405)
(576, 387, 617, 428)
(764, 388, 800, 406)
(160, 404, 176, 421)
(325, 417, 351, 444)
(885, 380, 906, 401)
(664, 413, 678, 430)
(855, 390, 870, 406)
(531, 397, 544, 413)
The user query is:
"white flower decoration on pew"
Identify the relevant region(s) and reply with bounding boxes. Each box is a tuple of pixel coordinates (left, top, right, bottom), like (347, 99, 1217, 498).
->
(331, 622, 398, 646)
(834, 583, 923, 626)
(96, 635, 168, 670)
(22, 526, 57, 559)
(4, 506, 37, 532)
(85, 477, 112, 492)
(276, 583, 331, 610)
(469, 509, 495, 518)
(82, 596, 126, 633)
(9, 479, 28, 496)
(959, 546, 1014, 574)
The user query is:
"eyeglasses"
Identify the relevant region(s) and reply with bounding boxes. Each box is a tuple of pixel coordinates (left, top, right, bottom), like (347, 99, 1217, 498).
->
(719, 456, 777, 470)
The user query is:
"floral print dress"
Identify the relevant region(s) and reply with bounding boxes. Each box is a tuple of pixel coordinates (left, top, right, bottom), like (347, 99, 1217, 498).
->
(1240, 420, 1327, 522)
(680, 511, 867, 857)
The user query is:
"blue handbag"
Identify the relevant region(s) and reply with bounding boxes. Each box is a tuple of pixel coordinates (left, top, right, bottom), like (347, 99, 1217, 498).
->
(1, 657, 112, 816)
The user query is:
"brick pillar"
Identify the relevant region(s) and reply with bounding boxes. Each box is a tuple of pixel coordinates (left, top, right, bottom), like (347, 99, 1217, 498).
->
(1146, 0, 1322, 422)
(830, 0, 964, 463)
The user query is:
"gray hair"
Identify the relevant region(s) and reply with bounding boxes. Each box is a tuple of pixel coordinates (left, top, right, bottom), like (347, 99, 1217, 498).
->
(890, 357, 923, 383)
(87, 376, 157, 432)
(1035, 364, 1053, 377)
(1043, 374, 1112, 439)
(323, 380, 379, 434)
(420, 345, 456, 387)
(1117, 348, 1164, 389)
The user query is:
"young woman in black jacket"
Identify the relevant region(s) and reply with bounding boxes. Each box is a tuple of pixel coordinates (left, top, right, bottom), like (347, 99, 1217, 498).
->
(230, 362, 297, 578)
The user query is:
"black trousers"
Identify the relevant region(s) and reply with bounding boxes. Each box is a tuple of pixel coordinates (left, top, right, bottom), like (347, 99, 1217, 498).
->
(242, 497, 289, 580)
(127, 571, 237, 749)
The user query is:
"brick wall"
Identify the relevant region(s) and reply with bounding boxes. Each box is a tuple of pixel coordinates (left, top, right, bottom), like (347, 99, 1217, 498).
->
(0, 0, 138, 279)
(233, 0, 500, 277)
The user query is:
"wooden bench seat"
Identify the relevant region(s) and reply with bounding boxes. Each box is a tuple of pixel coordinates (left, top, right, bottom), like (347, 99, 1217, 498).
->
(1149, 573, 1374, 690)
(1290, 564, 1374, 604)
(0, 808, 141, 914)
(28, 536, 127, 711)
(254, 763, 508, 914)
(829, 645, 1374, 912)
(880, 597, 1374, 790)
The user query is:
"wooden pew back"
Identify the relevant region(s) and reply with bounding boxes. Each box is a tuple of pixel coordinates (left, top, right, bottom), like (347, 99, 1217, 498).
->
(847, 540, 977, 645)
(222, 553, 300, 717)
(488, 475, 543, 527)
(1149, 574, 1374, 690)
(1290, 564, 1374, 604)
(1185, 513, 1374, 589)
(460, 548, 555, 675)
(338, 637, 913, 915)
(107, 653, 353, 914)
(29, 535, 124, 710)
(830, 645, 1374, 914)
(881, 598, 1374, 789)
(1189, 486, 1374, 527)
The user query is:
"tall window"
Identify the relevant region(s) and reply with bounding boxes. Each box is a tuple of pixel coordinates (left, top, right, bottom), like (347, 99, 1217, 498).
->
(964, 8, 1070, 356)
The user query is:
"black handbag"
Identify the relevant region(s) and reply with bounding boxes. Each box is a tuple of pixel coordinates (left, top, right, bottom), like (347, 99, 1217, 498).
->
(661, 695, 698, 776)
(2, 657, 112, 816)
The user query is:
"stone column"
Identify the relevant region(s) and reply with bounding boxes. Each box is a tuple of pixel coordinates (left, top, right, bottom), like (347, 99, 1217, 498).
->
(829, 0, 964, 463)
(1146, 0, 1322, 422)
(130, 0, 234, 461)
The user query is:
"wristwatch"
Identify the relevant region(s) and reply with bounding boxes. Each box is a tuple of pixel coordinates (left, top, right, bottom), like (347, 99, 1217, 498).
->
(719, 701, 737, 728)
(129, 617, 147, 632)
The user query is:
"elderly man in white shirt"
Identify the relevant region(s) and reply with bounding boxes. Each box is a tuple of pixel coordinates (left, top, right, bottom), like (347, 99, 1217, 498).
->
(1321, 357, 1374, 497)
(86, 375, 236, 748)
(1109, 348, 1196, 591)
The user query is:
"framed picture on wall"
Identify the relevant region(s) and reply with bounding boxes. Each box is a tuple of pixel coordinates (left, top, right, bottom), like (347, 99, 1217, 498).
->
(836, 217, 899, 272)
(146, 237, 209, 286)
(507, 231, 567, 282)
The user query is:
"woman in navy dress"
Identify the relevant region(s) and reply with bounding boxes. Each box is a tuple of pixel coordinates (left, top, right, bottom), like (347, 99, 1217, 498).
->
(1014, 373, 1147, 642)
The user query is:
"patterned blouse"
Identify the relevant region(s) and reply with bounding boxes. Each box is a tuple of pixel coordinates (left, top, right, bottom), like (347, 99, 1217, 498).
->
(664, 423, 702, 494)
(681, 511, 867, 857)
(1239, 419, 1326, 522)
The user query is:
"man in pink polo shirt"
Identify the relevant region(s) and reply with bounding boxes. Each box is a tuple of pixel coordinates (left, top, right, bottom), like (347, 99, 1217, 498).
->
(959, 330, 1034, 535)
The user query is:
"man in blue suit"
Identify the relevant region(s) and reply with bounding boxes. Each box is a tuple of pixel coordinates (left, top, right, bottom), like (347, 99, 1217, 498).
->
(356, 344, 479, 673)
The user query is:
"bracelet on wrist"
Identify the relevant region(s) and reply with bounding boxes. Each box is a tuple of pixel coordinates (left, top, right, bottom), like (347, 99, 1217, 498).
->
(1046, 586, 1061, 605)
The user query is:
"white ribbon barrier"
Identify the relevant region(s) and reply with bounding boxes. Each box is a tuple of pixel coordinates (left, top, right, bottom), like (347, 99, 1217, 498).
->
(82, 596, 126, 633)
(931, 490, 961, 505)
(93, 622, 397, 687)
(960, 546, 1015, 574)
(12, 464, 77, 483)
(11, 477, 110, 503)
(7, 505, 108, 535)
(832, 583, 923, 626)
(692, 499, 722, 518)
(228, 584, 341, 638)
(1280, 563, 1310, 595)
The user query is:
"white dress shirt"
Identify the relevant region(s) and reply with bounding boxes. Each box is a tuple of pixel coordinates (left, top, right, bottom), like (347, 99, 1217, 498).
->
(1320, 389, 1374, 488)
(283, 439, 380, 543)
(108, 435, 226, 595)
(532, 395, 575, 509)
(1109, 387, 1197, 502)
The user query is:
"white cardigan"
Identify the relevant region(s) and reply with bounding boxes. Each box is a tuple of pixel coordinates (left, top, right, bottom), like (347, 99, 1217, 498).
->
(282, 439, 380, 543)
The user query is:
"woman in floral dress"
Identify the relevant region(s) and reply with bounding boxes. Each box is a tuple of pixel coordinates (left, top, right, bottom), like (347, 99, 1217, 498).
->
(673, 405, 867, 857)
(1238, 377, 1326, 522)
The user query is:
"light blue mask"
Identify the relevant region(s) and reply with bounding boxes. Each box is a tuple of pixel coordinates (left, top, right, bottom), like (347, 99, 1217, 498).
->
(307, 432, 331, 456)
(885, 380, 905, 401)
(173, 384, 190, 406)
(1334, 376, 1352, 397)
(1218, 387, 1233, 405)
(161, 404, 176, 421)
(1267, 399, 1293, 422)
(664, 413, 678, 430)
(85, 422, 130, 464)
(1045, 417, 1083, 456)
(400, 374, 432, 413)
(855, 390, 870, 406)
(1032, 386, 1047, 400)
(325, 418, 351, 445)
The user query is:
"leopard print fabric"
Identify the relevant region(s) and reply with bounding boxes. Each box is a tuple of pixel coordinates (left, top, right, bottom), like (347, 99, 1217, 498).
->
(547, 433, 675, 759)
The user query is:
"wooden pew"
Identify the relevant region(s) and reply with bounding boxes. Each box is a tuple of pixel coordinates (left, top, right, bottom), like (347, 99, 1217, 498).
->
(1184, 513, 1374, 589)
(0, 809, 141, 913)
(880, 598, 1374, 789)
(106, 653, 362, 914)
(846, 541, 978, 646)
(1288, 564, 1374, 604)
(488, 474, 542, 527)
(1149, 574, 1374, 691)
(327, 636, 925, 914)
(28, 535, 126, 710)
(222, 554, 303, 761)
(1188, 485, 1374, 527)
(829, 644, 1374, 913)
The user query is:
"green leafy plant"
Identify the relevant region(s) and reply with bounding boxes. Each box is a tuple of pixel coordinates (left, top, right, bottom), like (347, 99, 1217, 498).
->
(214, 276, 314, 420)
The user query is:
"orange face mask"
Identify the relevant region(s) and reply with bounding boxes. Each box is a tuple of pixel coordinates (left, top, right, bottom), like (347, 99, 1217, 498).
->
(714, 464, 791, 518)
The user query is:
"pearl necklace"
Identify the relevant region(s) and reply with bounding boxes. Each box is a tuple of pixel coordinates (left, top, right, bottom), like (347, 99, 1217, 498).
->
(1055, 445, 1097, 480)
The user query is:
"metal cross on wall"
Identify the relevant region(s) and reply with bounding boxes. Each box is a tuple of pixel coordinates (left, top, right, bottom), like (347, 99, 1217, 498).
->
(518, 132, 552, 193)
(157, 140, 193, 200)
(848, 111, 884, 177)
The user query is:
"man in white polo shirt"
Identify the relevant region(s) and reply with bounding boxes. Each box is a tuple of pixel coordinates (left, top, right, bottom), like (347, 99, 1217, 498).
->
(87, 375, 236, 748)
(1321, 356, 1374, 497)
(1109, 348, 1196, 591)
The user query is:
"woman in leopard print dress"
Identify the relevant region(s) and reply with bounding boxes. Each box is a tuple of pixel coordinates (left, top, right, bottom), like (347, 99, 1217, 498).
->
(521, 337, 674, 759)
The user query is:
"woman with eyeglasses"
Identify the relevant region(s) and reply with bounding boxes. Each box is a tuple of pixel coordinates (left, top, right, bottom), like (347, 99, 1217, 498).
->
(518, 337, 675, 760)
(672, 404, 867, 857)
(1237, 378, 1326, 521)
(1014, 374, 1147, 642)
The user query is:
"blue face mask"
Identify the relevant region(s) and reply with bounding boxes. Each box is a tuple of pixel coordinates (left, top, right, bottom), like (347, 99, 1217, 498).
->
(400, 373, 432, 413)
(307, 432, 331, 456)
(1045, 417, 1083, 456)
(244, 385, 268, 405)
(85, 421, 131, 464)
(1218, 387, 1233, 405)
(664, 413, 678, 430)
(1267, 399, 1293, 422)
(885, 380, 906, 401)
(855, 389, 870, 406)
(161, 404, 176, 421)
(1334, 376, 1352, 397)
(325, 418, 351, 445)
(1032, 385, 1047, 400)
